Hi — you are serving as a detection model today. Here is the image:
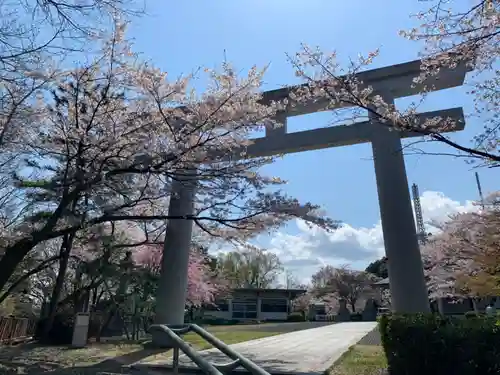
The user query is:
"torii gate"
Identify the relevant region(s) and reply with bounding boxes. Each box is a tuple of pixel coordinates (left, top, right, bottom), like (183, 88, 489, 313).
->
(153, 57, 471, 331)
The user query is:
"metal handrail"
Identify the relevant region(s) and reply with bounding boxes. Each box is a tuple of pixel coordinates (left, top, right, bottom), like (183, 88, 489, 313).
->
(190, 324, 271, 375)
(149, 324, 271, 375)
(149, 325, 222, 375)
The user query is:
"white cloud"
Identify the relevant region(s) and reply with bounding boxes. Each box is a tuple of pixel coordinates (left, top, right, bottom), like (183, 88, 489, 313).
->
(268, 191, 478, 284)
(419, 191, 477, 232)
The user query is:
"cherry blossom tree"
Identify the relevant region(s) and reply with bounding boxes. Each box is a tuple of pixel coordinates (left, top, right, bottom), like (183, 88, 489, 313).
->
(423, 191, 500, 299)
(401, 0, 499, 167)
(0, 3, 141, 257)
(0, 0, 139, 148)
(310, 265, 378, 312)
(133, 244, 224, 307)
(0, 20, 339, 292)
(291, 291, 313, 318)
(288, 1, 499, 167)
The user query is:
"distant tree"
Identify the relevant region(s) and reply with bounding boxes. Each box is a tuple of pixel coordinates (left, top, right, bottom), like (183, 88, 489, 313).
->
(291, 292, 313, 318)
(284, 270, 307, 289)
(423, 192, 500, 298)
(365, 257, 388, 279)
(217, 247, 282, 289)
(311, 265, 377, 312)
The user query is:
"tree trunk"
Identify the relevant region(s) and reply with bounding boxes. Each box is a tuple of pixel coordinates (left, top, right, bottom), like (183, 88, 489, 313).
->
(42, 233, 74, 339)
(97, 306, 115, 342)
(350, 302, 356, 313)
(189, 306, 195, 322)
(56, 278, 104, 309)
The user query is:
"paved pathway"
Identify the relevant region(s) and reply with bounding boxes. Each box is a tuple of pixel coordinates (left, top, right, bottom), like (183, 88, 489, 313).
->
(357, 326, 382, 346)
(131, 322, 377, 375)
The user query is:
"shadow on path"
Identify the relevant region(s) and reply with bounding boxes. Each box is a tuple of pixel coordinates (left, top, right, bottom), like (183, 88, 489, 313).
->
(0, 345, 168, 375)
(356, 326, 381, 346)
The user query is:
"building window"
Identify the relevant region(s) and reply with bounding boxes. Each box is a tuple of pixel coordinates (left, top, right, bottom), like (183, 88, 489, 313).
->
(217, 302, 229, 311)
(204, 300, 229, 311)
(232, 298, 257, 319)
(260, 298, 288, 313)
(233, 311, 245, 319)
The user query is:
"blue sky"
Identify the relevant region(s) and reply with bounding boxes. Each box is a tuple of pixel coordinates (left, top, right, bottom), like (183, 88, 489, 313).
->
(126, 1, 497, 282)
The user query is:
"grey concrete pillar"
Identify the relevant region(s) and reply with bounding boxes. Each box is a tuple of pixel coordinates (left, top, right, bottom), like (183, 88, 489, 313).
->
(227, 298, 233, 319)
(370, 101, 430, 313)
(153, 173, 197, 344)
(257, 296, 262, 320)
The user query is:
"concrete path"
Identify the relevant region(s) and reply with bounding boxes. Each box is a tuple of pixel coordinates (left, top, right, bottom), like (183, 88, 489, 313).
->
(131, 322, 377, 375)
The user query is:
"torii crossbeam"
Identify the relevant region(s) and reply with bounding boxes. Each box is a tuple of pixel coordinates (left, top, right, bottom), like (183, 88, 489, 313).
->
(153, 57, 471, 334)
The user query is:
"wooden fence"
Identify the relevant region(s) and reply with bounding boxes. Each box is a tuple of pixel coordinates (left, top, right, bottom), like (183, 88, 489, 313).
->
(0, 316, 37, 344)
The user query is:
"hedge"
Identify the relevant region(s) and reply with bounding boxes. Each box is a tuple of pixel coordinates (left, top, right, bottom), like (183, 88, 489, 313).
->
(379, 313, 500, 375)
(350, 312, 363, 321)
(287, 312, 306, 322)
(464, 310, 486, 319)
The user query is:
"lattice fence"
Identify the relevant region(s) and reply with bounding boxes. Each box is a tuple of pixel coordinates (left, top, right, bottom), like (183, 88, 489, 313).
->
(0, 316, 37, 344)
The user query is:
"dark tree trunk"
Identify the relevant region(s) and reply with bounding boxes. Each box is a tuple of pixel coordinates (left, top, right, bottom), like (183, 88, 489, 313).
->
(189, 306, 195, 322)
(42, 233, 75, 339)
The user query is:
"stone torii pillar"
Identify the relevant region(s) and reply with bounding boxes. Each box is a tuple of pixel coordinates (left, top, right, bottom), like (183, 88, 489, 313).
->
(152, 173, 197, 346)
(369, 97, 429, 312)
(152, 57, 471, 334)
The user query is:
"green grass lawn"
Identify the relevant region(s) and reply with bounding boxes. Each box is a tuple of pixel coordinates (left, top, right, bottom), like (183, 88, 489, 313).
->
(182, 329, 278, 348)
(0, 329, 282, 371)
(328, 345, 387, 375)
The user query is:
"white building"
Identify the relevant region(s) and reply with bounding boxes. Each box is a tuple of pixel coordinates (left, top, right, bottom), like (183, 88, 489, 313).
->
(205, 288, 306, 321)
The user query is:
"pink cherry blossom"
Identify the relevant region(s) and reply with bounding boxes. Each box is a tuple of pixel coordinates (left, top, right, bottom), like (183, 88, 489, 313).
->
(133, 244, 224, 306)
(422, 192, 500, 299)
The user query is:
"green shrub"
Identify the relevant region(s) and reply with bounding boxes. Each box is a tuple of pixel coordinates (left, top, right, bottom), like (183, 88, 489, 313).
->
(287, 312, 306, 322)
(464, 311, 478, 319)
(379, 313, 500, 375)
(464, 310, 487, 319)
(350, 312, 363, 321)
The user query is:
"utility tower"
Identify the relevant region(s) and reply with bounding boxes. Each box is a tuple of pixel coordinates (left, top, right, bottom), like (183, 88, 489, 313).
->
(475, 172, 485, 209)
(411, 183, 427, 245)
